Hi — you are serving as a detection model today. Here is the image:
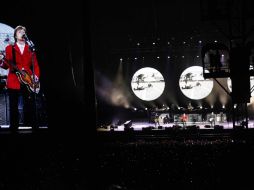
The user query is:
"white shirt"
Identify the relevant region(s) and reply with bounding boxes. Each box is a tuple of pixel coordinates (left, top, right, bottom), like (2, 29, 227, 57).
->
(16, 42, 25, 54)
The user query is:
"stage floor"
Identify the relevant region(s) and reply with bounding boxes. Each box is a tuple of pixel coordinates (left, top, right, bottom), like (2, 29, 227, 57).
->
(98, 120, 254, 131)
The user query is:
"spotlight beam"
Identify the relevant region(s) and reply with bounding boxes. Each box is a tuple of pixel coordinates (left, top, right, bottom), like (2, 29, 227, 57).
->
(213, 78, 231, 96)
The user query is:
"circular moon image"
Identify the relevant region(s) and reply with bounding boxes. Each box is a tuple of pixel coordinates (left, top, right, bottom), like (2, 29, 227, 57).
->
(131, 67, 165, 101)
(227, 77, 254, 97)
(179, 66, 214, 100)
(0, 23, 15, 76)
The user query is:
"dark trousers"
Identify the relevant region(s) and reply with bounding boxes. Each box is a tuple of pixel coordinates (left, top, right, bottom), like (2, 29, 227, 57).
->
(8, 85, 37, 130)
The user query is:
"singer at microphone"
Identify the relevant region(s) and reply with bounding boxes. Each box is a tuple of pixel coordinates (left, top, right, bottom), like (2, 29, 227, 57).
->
(0, 25, 41, 132)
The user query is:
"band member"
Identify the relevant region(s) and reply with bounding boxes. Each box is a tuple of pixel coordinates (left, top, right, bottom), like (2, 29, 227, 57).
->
(209, 113, 216, 127)
(0, 25, 40, 132)
(154, 113, 160, 128)
(209, 117, 215, 127)
(181, 113, 188, 127)
(163, 115, 170, 124)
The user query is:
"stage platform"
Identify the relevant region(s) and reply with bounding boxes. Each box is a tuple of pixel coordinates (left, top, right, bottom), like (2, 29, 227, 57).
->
(97, 120, 254, 132)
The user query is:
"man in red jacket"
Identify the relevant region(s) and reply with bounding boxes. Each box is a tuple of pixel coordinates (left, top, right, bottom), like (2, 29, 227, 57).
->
(0, 25, 40, 132)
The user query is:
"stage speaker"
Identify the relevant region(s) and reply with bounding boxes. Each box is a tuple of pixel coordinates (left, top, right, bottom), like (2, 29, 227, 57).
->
(187, 125, 199, 132)
(0, 92, 9, 125)
(214, 125, 223, 130)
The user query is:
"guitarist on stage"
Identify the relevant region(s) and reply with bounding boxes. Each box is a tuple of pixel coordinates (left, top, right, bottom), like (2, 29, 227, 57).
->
(0, 25, 40, 132)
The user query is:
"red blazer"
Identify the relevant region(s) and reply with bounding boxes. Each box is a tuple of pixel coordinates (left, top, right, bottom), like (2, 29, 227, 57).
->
(0, 43, 40, 90)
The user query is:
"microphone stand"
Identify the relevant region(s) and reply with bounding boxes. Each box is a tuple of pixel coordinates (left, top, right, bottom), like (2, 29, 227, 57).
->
(25, 37, 38, 130)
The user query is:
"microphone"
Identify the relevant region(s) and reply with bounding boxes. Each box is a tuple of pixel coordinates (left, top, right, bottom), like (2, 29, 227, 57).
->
(22, 33, 29, 41)
(23, 34, 35, 51)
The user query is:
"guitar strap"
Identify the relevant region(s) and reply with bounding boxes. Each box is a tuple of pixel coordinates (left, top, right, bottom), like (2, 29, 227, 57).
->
(11, 45, 16, 73)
